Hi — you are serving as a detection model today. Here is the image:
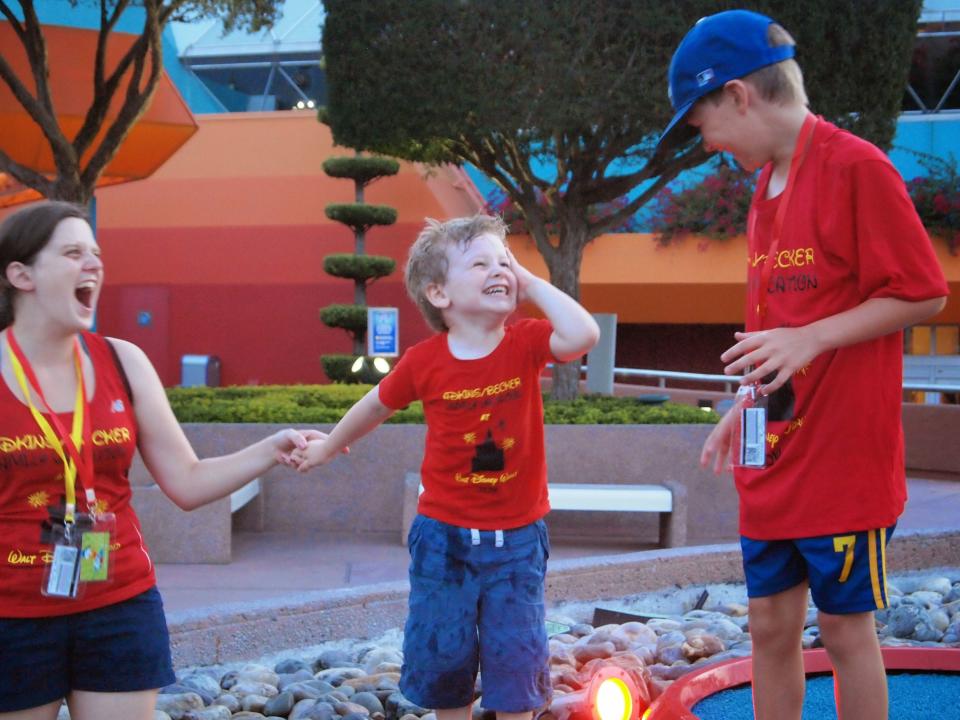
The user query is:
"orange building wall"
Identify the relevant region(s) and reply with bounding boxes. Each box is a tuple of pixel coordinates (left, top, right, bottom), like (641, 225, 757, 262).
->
(3, 111, 957, 386)
(89, 112, 483, 386)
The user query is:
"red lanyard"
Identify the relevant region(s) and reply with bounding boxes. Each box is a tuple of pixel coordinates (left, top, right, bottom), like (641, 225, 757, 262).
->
(749, 112, 819, 325)
(5, 329, 94, 521)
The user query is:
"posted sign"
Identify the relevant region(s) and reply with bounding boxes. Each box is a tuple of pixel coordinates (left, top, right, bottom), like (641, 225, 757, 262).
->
(368, 307, 399, 357)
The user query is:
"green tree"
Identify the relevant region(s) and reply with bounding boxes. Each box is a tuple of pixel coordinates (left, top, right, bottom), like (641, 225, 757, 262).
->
(0, 0, 283, 204)
(321, 0, 921, 399)
(320, 155, 399, 383)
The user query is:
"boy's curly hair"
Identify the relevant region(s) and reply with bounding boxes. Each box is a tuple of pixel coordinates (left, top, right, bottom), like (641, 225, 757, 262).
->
(405, 214, 508, 332)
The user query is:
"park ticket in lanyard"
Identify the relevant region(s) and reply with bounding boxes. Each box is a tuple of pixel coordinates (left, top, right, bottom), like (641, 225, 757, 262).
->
(750, 112, 819, 326)
(5, 330, 94, 525)
(736, 113, 818, 469)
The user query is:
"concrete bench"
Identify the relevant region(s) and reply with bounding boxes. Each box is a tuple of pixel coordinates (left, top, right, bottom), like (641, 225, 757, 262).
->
(400, 473, 686, 548)
(130, 452, 262, 563)
(230, 478, 261, 513)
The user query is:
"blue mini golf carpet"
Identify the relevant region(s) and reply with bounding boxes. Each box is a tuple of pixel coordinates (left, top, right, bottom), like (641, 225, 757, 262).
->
(692, 672, 960, 719)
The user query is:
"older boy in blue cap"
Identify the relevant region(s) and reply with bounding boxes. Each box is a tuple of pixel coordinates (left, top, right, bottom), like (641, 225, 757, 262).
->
(658, 10, 949, 720)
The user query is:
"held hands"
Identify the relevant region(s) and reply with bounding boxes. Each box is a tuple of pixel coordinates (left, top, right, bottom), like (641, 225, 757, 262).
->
(722, 326, 819, 396)
(288, 429, 350, 473)
(271, 429, 309, 469)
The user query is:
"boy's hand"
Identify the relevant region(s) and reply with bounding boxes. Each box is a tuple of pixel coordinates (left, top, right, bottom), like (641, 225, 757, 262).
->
(722, 327, 819, 395)
(507, 248, 541, 303)
(289, 430, 349, 472)
(700, 408, 737, 475)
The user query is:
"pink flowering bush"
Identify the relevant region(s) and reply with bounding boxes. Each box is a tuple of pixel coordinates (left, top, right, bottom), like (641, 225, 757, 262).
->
(649, 164, 756, 246)
(906, 156, 959, 255)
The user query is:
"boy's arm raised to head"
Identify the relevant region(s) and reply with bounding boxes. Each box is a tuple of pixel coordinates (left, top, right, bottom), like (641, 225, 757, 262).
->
(295, 386, 395, 471)
(723, 295, 947, 395)
(509, 250, 600, 362)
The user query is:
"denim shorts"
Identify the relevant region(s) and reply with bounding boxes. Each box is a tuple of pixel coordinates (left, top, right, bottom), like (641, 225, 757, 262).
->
(0, 586, 176, 712)
(741, 524, 896, 614)
(400, 515, 551, 712)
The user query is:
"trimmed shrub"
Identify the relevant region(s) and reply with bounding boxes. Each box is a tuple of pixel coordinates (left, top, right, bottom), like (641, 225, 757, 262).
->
(321, 354, 388, 384)
(325, 203, 398, 230)
(322, 156, 400, 184)
(319, 304, 368, 332)
(324, 253, 396, 281)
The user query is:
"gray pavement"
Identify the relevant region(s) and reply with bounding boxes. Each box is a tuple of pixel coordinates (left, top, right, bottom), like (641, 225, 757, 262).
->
(155, 475, 960, 615)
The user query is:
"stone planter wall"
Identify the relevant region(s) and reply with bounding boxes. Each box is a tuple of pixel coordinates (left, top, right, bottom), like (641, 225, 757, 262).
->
(132, 407, 958, 563)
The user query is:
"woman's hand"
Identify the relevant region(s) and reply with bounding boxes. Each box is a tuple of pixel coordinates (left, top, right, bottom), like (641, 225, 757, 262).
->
(270, 428, 309, 468)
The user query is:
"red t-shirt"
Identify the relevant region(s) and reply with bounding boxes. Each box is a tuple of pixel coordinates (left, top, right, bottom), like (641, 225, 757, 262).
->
(0, 333, 156, 617)
(378, 318, 554, 529)
(735, 119, 950, 540)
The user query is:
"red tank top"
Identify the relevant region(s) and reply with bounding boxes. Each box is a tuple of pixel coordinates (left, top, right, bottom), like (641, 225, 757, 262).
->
(0, 332, 156, 617)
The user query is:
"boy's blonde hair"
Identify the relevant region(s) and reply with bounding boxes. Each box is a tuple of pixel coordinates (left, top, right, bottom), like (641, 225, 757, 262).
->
(405, 214, 508, 332)
(744, 24, 808, 106)
(702, 23, 808, 109)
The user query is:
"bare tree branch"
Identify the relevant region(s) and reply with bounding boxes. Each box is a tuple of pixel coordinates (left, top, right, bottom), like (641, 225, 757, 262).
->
(0, 147, 53, 196)
(81, 2, 164, 187)
(0, 1, 25, 39)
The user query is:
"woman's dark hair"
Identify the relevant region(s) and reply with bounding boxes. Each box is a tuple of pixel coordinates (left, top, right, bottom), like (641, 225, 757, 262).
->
(0, 200, 88, 329)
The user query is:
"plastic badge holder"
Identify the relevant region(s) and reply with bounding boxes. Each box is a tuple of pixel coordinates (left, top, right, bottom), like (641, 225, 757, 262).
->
(733, 385, 767, 468)
(40, 512, 116, 599)
(41, 522, 84, 599)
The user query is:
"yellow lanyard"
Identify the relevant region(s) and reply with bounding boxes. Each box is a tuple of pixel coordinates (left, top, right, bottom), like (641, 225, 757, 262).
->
(6, 338, 86, 525)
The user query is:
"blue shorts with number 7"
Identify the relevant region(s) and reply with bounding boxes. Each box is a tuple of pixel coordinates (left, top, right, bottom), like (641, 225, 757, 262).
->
(741, 524, 896, 614)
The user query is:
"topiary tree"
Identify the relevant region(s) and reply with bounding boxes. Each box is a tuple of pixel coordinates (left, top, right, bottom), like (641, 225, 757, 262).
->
(320, 154, 399, 383)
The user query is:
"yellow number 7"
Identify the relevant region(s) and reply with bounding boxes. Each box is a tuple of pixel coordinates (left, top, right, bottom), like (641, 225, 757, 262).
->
(833, 535, 856, 583)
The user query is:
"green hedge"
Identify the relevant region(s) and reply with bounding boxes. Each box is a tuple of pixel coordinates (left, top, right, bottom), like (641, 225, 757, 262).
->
(166, 385, 720, 425)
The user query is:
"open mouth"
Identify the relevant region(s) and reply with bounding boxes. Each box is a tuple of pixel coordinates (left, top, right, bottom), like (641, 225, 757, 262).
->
(75, 284, 95, 309)
(483, 286, 508, 296)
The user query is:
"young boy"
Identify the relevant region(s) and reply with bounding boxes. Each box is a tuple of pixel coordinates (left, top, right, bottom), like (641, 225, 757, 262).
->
(657, 10, 949, 720)
(293, 214, 599, 720)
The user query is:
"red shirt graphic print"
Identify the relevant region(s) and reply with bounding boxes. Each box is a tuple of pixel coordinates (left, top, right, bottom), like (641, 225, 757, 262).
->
(378, 319, 554, 530)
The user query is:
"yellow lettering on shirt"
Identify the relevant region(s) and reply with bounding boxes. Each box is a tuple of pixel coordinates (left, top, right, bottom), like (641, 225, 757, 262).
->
(2, 426, 130, 453)
(92, 427, 132, 446)
(442, 377, 522, 401)
(454, 471, 519, 487)
(8, 550, 39, 566)
(0, 434, 53, 453)
(749, 248, 816, 269)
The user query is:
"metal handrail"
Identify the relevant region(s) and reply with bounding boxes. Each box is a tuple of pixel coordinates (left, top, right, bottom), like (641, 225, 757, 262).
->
(561, 365, 960, 395)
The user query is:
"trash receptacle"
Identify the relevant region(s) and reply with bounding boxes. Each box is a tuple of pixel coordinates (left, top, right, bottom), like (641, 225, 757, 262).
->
(181, 355, 221, 387)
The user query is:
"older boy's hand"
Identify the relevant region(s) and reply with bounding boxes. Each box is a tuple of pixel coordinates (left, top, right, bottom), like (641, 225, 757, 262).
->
(722, 327, 820, 395)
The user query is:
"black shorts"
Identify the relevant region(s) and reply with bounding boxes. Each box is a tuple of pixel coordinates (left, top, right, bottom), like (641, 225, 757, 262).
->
(0, 587, 175, 712)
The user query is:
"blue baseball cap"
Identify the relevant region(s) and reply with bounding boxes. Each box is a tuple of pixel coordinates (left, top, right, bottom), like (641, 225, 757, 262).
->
(657, 10, 795, 153)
